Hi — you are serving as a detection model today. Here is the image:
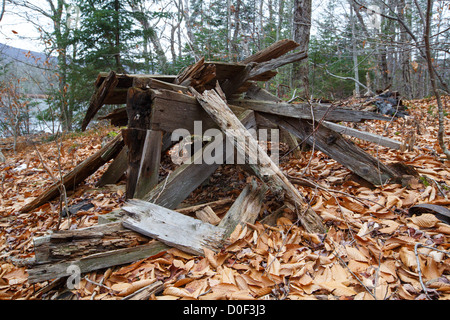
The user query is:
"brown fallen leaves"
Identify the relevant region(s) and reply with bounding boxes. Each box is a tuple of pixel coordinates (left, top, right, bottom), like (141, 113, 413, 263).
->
(1, 97, 450, 300)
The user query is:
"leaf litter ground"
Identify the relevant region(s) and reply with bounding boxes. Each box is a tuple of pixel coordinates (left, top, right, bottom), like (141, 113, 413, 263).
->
(1, 96, 450, 300)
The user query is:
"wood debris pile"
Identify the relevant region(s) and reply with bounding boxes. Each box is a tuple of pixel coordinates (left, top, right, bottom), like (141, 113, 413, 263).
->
(1, 40, 450, 300)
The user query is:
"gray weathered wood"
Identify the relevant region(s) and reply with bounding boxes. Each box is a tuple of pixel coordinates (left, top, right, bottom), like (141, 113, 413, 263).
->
(27, 240, 169, 284)
(191, 87, 325, 234)
(247, 51, 308, 80)
(134, 130, 162, 199)
(122, 200, 226, 255)
(218, 180, 268, 239)
(32, 222, 149, 265)
(230, 99, 391, 123)
(320, 121, 404, 150)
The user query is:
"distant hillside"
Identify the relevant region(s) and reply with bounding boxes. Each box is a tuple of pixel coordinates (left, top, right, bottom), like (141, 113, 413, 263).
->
(0, 43, 58, 95)
(0, 43, 50, 65)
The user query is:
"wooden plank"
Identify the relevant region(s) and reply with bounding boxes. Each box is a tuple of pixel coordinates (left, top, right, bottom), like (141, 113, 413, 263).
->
(173, 57, 207, 86)
(81, 70, 118, 131)
(242, 39, 300, 64)
(20, 133, 124, 213)
(124, 87, 159, 199)
(230, 99, 391, 122)
(96, 146, 128, 187)
(218, 180, 268, 239)
(150, 89, 218, 133)
(134, 78, 189, 94)
(27, 241, 169, 284)
(95, 72, 176, 88)
(320, 121, 404, 150)
(122, 200, 226, 256)
(244, 83, 302, 158)
(134, 130, 162, 199)
(100, 89, 250, 133)
(175, 198, 233, 214)
(262, 114, 397, 186)
(247, 51, 308, 80)
(191, 87, 325, 234)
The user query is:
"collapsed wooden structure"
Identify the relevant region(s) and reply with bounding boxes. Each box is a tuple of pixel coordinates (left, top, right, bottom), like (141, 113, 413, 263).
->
(23, 40, 410, 286)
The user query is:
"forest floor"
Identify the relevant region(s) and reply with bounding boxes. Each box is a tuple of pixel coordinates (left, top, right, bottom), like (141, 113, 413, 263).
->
(1, 95, 450, 300)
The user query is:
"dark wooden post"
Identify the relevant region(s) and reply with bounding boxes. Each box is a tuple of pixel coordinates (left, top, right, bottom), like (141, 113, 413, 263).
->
(124, 87, 162, 199)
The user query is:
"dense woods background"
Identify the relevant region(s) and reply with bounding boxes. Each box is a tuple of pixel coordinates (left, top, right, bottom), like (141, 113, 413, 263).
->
(0, 0, 449, 135)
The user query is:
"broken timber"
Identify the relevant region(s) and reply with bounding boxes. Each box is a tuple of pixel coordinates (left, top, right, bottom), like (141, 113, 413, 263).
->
(122, 200, 226, 256)
(191, 87, 325, 234)
(25, 39, 413, 285)
(27, 221, 169, 283)
(20, 133, 124, 213)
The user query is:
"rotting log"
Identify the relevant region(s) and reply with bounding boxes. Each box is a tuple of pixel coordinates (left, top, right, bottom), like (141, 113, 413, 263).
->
(122, 200, 227, 256)
(27, 240, 169, 284)
(81, 70, 118, 131)
(20, 133, 124, 213)
(32, 222, 149, 265)
(191, 87, 325, 234)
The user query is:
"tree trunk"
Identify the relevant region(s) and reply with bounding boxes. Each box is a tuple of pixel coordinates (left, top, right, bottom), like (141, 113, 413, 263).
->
(395, 0, 412, 99)
(350, 4, 360, 96)
(424, 0, 450, 159)
(291, 0, 312, 98)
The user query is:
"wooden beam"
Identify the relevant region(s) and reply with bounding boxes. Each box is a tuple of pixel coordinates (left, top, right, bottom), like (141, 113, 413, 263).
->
(191, 87, 325, 234)
(96, 146, 128, 187)
(262, 114, 397, 186)
(134, 130, 162, 199)
(320, 121, 405, 150)
(122, 200, 226, 256)
(230, 99, 391, 122)
(81, 70, 118, 131)
(20, 133, 124, 213)
(241, 39, 300, 64)
(27, 240, 169, 284)
(95, 72, 176, 88)
(247, 51, 308, 80)
(124, 87, 161, 199)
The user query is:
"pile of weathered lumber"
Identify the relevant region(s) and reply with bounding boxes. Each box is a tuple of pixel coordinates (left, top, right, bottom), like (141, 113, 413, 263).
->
(23, 39, 411, 286)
